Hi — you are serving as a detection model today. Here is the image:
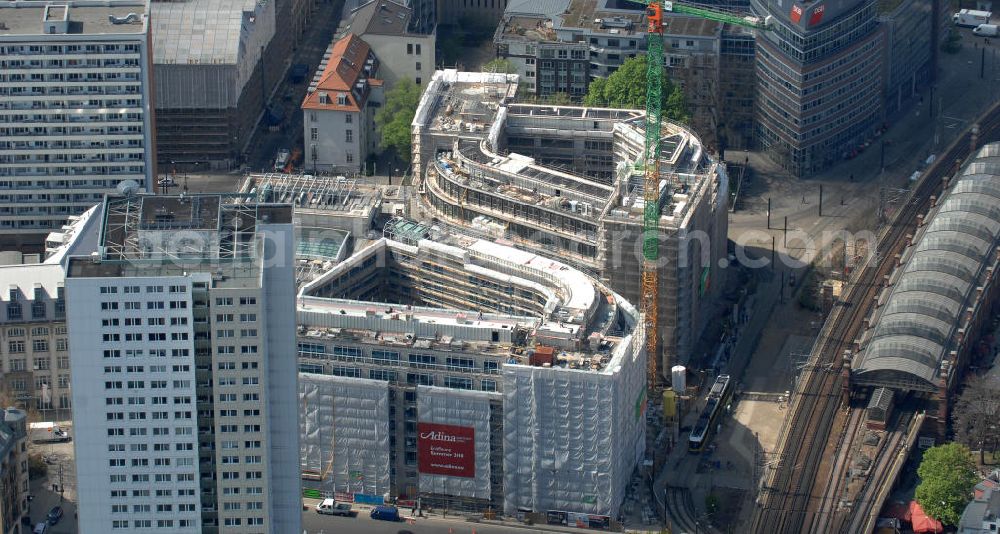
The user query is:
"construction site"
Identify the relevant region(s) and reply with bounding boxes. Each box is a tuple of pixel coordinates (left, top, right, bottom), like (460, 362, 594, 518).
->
(295, 219, 647, 521)
(411, 69, 729, 374)
(150, 0, 284, 167)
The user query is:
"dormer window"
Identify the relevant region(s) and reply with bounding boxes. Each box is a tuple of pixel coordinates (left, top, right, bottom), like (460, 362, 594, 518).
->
(337, 93, 347, 106)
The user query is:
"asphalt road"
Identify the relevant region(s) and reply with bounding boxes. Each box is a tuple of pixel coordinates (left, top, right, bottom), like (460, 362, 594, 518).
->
(154, 172, 245, 195)
(246, 0, 346, 172)
(302, 512, 557, 534)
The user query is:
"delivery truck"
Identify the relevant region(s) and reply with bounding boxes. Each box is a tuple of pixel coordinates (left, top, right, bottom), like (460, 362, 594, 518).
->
(954, 9, 991, 26)
(28, 423, 71, 444)
(974, 23, 999, 36)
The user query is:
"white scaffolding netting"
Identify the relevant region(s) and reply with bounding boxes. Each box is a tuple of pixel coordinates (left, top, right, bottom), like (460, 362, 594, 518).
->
(501, 332, 646, 517)
(299, 373, 390, 496)
(416, 387, 494, 500)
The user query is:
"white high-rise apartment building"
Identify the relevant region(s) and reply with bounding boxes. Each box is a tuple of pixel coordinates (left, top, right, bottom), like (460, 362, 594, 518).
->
(63, 193, 300, 533)
(0, 1, 155, 249)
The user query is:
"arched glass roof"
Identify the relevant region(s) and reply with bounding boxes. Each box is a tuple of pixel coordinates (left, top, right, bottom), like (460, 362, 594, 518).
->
(855, 143, 1000, 391)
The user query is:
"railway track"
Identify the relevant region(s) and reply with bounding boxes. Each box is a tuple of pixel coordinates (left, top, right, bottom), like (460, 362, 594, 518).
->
(664, 485, 699, 533)
(810, 406, 865, 533)
(841, 410, 918, 533)
(750, 100, 1000, 534)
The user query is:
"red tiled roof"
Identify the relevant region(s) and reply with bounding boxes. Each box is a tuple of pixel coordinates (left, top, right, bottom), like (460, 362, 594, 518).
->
(302, 34, 380, 112)
(909, 501, 943, 534)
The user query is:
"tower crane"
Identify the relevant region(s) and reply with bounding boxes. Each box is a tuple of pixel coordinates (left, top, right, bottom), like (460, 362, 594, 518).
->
(625, 0, 770, 393)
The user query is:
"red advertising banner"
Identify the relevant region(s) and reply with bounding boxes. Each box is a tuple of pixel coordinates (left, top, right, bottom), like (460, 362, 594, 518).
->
(790, 4, 803, 23)
(417, 423, 475, 478)
(808, 4, 825, 26)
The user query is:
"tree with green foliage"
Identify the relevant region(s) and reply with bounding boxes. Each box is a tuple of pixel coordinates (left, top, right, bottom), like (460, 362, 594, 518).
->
(583, 55, 689, 123)
(482, 58, 517, 74)
(544, 92, 573, 105)
(375, 79, 422, 163)
(915, 443, 978, 526)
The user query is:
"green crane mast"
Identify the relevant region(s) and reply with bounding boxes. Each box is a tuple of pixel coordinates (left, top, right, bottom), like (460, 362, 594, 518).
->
(626, 0, 770, 392)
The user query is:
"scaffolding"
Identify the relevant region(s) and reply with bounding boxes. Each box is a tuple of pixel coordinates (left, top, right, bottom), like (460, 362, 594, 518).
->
(99, 193, 260, 261)
(244, 173, 376, 212)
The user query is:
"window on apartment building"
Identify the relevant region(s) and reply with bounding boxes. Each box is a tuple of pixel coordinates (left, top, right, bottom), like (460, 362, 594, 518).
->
(416, 61, 422, 71)
(407, 43, 413, 54)
(345, 130, 353, 143)
(344, 114, 353, 124)
(310, 112, 317, 122)
(686, 40, 694, 47)
(557, 50, 567, 59)
(444, 376, 473, 390)
(310, 128, 318, 141)
(7, 302, 22, 320)
(346, 152, 354, 163)
(415, 44, 422, 55)
(31, 301, 46, 319)
(416, 77, 421, 85)
(8, 341, 25, 354)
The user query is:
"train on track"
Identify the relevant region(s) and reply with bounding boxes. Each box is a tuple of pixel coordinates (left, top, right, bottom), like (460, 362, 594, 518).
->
(688, 374, 733, 453)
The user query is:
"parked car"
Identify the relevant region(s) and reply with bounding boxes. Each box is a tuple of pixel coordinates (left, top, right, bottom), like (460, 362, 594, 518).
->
(33, 523, 48, 534)
(157, 177, 175, 187)
(315, 498, 353, 516)
(46, 506, 62, 525)
(370, 505, 400, 522)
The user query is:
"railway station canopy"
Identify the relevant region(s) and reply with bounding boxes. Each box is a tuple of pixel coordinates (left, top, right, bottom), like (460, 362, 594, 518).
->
(854, 143, 1000, 392)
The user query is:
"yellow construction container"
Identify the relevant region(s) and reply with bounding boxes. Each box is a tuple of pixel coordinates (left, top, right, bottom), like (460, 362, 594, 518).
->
(662, 390, 677, 420)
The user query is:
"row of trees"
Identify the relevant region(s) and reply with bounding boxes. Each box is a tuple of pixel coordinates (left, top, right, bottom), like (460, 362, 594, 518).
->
(374, 55, 689, 162)
(373, 79, 422, 164)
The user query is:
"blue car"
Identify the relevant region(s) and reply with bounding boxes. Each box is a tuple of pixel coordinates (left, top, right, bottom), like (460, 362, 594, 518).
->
(370, 505, 400, 522)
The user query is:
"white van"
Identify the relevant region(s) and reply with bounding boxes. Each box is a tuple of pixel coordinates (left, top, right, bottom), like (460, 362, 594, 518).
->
(973, 23, 999, 36)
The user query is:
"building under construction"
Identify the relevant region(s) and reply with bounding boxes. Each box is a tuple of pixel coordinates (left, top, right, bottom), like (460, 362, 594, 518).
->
(411, 70, 729, 375)
(851, 143, 1000, 428)
(295, 222, 647, 518)
(150, 0, 289, 168)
